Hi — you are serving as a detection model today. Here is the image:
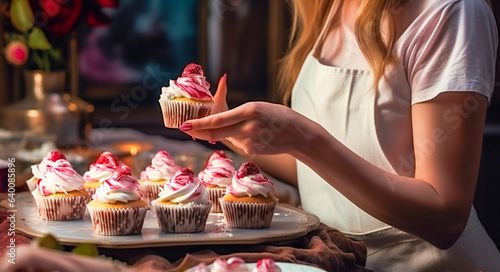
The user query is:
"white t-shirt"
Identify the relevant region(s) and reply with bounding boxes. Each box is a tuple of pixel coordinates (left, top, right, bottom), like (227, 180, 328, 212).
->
(319, 0, 498, 176)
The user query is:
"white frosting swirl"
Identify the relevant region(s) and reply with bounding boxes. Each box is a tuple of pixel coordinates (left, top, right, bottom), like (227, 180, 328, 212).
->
(83, 152, 122, 183)
(159, 63, 212, 101)
(31, 151, 65, 179)
(157, 169, 209, 204)
(34, 159, 84, 196)
(93, 165, 143, 204)
(140, 150, 180, 181)
(160, 79, 189, 100)
(198, 151, 235, 188)
(227, 163, 275, 198)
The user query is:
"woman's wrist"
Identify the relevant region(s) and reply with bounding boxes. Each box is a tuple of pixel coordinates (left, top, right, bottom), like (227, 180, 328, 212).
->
(288, 119, 328, 163)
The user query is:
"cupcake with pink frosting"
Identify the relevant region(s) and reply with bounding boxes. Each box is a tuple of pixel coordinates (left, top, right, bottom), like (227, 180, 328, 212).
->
(26, 150, 66, 193)
(83, 151, 123, 196)
(139, 150, 181, 204)
(159, 63, 214, 128)
(152, 168, 211, 233)
(31, 158, 89, 220)
(86, 165, 148, 235)
(198, 150, 235, 213)
(220, 162, 278, 229)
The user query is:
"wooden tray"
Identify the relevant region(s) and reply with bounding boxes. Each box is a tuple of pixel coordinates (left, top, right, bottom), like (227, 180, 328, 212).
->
(15, 192, 320, 248)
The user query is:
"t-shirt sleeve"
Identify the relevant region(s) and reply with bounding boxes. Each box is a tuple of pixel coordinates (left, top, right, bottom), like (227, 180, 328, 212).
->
(408, 0, 498, 105)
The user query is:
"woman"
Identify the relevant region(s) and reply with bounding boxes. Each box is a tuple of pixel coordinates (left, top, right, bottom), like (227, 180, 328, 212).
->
(182, 0, 500, 270)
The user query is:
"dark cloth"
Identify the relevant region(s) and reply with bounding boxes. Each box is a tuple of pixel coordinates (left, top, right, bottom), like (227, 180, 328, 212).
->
(131, 223, 370, 272)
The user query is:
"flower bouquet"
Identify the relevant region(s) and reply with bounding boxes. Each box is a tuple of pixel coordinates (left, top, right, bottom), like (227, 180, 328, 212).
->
(2, 0, 119, 71)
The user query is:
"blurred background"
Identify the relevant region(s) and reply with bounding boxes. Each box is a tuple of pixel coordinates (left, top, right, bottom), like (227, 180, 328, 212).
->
(0, 0, 499, 249)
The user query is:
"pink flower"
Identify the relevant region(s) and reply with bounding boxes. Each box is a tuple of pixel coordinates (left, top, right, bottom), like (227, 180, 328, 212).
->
(4, 40, 29, 66)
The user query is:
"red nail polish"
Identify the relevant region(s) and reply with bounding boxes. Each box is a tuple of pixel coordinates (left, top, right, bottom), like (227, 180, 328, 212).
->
(209, 141, 217, 145)
(180, 123, 193, 132)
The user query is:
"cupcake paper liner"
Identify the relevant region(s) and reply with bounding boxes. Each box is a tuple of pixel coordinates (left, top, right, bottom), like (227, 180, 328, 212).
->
(32, 191, 89, 221)
(140, 182, 162, 205)
(207, 187, 225, 213)
(219, 199, 278, 229)
(83, 187, 97, 199)
(87, 205, 148, 236)
(159, 99, 213, 128)
(152, 201, 211, 233)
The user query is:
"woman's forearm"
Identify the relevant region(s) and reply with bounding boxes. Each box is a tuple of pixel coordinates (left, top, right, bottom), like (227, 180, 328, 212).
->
(291, 119, 474, 249)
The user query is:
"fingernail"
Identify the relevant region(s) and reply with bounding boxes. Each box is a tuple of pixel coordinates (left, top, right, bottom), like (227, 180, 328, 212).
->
(180, 123, 193, 132)
(209, 141, 217, 145)
(223, 73, 227, 79)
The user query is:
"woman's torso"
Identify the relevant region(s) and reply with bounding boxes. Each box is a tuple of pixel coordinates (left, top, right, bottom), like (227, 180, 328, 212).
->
(291, 0, 500, 270)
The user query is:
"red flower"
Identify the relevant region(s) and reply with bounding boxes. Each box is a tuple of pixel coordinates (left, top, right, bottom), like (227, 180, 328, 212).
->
(5, 40, 29, 66)
(28, 0, 119, 38)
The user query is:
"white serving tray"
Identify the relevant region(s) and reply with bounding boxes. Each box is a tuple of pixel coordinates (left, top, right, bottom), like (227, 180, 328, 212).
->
(15, 192, 320, 248)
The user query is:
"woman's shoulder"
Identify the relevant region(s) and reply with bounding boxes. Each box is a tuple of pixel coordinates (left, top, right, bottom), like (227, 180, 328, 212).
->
(395, 0, 495, 45)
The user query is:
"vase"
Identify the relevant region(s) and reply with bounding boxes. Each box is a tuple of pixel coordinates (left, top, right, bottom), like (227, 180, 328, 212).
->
(0, 70, 94, 148)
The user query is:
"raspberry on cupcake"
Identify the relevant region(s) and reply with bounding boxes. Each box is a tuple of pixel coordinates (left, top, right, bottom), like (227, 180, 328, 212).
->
(152, 168, 211, 233)
(198, 150, 235, 213)
(158, 63, 214, 128)
(139, 150, 181, 205)
(220, 162, 278, 228)
(86, 165, 148, 235)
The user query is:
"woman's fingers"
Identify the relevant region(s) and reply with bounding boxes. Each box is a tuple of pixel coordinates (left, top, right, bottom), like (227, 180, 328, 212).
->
(211, 73, 228, 114)
(184, 121, 247, 142)
(181, 103, 252, 132)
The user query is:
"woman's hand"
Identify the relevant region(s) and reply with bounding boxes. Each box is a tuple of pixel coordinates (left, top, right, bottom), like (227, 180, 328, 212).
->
(181, 101, 316, 156)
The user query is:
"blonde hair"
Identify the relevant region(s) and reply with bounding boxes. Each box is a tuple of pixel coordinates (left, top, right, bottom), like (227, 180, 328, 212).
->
(278, 0, 408, 105)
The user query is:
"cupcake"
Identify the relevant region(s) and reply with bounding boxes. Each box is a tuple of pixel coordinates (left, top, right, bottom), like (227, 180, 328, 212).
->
(220, 162, 278, 229)
(86, 165, 148, 235)
(159, 63, 214, 128)
(198, 150, 235, 213)
(139, 150, 181, 204)
(151, 168, 211, 233)
(83, 151, 123, 196)
(26, 150, 66, 193)
(31, 158, 89, 220)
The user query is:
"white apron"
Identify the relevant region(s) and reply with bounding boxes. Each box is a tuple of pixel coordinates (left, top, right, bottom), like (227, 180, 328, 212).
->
(291, 53, 500, 271)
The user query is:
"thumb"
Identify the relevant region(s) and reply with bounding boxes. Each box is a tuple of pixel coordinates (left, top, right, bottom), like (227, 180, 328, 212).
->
(212, 73, 228, 113)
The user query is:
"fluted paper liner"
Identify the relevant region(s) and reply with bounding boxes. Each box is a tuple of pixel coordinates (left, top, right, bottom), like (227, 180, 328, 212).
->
(83, 187, 96, 200)
(207, 187, 225, 213)
(32, 191, 89, 221)
(159, 99, 213, 128)
(140, 182, 162, 205)
(219, 199, 278, 228)
(152, 201, 211, 233)
(86, 205, 148, 235)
